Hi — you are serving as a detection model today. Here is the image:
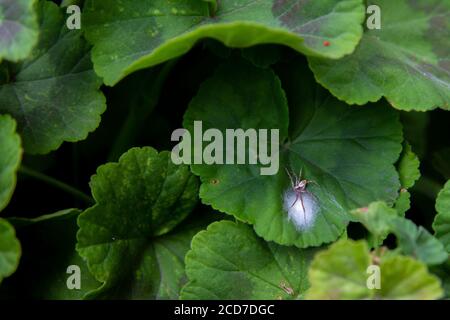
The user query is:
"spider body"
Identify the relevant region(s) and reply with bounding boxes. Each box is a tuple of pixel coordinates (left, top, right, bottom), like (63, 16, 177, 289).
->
(284, 168, 319, 229)
(285, 168, 317, 213)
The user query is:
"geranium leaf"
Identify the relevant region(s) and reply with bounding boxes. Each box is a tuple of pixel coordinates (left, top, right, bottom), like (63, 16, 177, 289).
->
(309, 0, 450, 111)
(380, 255, 443, 300)
(0, 218, 20, 284)
(0, 209, 100, 299)
(353, 202, 448, 265)
(0, 0, 39, 62)
(433, 180, 450, 253)
(305, 240, 371, 299)
(83, 0, 365, 85)
(398, 142, 421, 189)
(394, 189, 411, 217)
(306, 239, 444, 300)
(0, 114, 21, 212)
(181, 220, 317, 300)
(77, 147, 200, 299)
(184, 59, 402, 248)
(0, 1, 106, 154)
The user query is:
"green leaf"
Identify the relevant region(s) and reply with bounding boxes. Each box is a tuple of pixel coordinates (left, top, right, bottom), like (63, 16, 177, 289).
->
(309, 0, 450, 111)
(0, 115, 21, 212)
(380, 255, 443, 300)
(0, 218, 20, 284)
(83, 0, 365, 85)
(352, 202, 448, 265)
(0, 209, 100, 299)
(394, 189, 411, 217)
(77, 147, 200, 299)
(306, 239, 444, 300)
(181, 220, 317, 300)
(433, 180, 450, 253)
(183, 59, 402, 248)
(0, 1, 106, 154)
(306, 240, 371, 299)
(398, 142, 421, 189)
(0, 0, 39, 62)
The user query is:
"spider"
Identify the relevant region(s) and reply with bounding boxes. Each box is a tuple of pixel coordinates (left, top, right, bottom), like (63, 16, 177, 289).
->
(285, 167, 318, 215)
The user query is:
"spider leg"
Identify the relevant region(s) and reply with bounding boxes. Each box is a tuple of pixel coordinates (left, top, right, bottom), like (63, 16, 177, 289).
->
(290, 193, 299, 209)
(299, 192, 306, 224)
(285, 168, 295, 189)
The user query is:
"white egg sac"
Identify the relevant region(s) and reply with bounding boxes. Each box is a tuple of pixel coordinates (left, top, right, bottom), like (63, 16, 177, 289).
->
(283, 189, 319, 231)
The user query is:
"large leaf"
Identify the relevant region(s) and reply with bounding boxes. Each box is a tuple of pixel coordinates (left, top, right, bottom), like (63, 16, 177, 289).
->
(306, 239, 444, 300)
(77, 147, 200, 299)
(183, 59, 402, 248)
(0, 1, 106, 154)
(83, 0, 365, 85)
(0, 0, 39, 62)
(0, 114, 21, 212)
(0, 209, 100, 299)
(352, 202, 448, 265)
(309, 0, 450, 111)
(0, 218, 20, 284)
(181, 220, 316, 300)
(433, 180, 450, 253)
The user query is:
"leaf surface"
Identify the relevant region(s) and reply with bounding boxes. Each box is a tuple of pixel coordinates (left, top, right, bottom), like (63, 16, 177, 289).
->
(353, 202, 448, 265)
(0, 115, 21, 212)
(0, 1, 106, 154)
(0, 0, 38, 61)
(309, 0, 450, 111)
(83, 0, 365, 85)
(0, 218, 20, 284)
(181, 220, 316, 299)
(433, 180, 450, 253)
(306, 239, 444, 299)
(77, 147, 200, 299)
(183, 59, 402, 248)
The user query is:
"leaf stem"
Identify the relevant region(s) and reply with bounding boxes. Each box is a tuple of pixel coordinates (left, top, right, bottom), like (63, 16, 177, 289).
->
(19, 165, 94, 205)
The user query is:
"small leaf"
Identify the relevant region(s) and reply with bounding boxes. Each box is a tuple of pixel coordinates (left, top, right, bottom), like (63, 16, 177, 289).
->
(309, 0, 450, 111)
(0, 0, 39, 62)
(0, 1, 106, 154)
(433, 180, 450, 253)
(77, 147, 200, 299)
(394, 189, 411, 217)
(306, 239, 444, 300)
(0, 209, 100, 299)
(0, 115, 21, 212)
(398, 142, 421, 189)
(181, 220, 317, 300)
(0, 218, 20, 284)
(353, 202, 448, 265)
(83, 0, 365, 85)
(184, 59, 402, 248)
